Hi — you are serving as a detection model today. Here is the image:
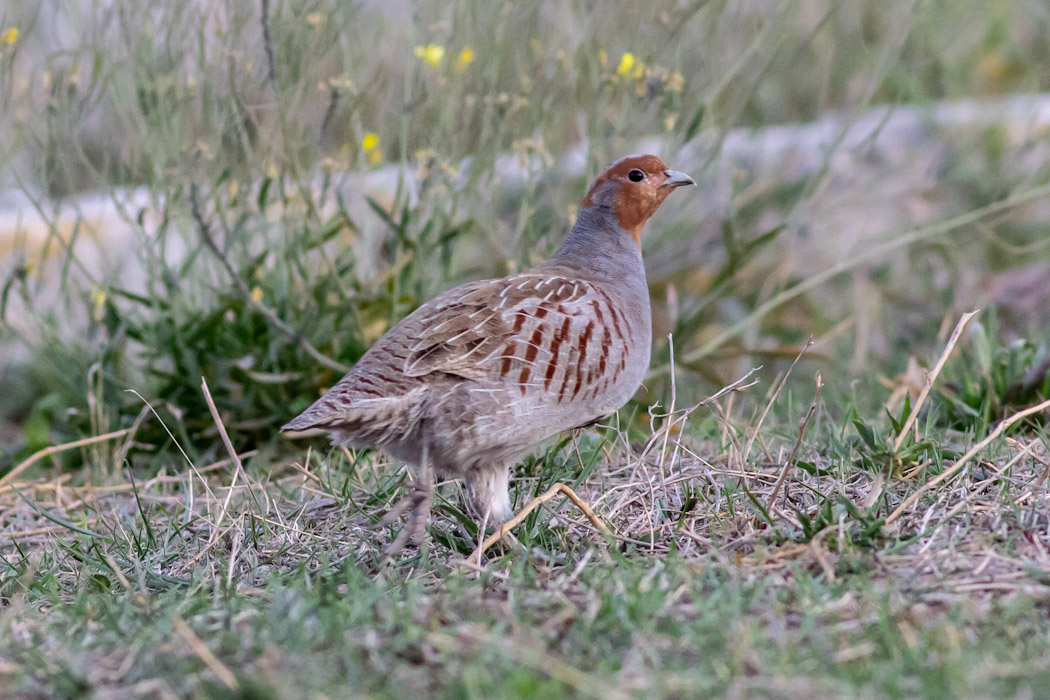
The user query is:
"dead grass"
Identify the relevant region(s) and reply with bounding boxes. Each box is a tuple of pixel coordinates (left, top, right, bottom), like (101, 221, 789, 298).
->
(4, 389, 1050, 696)
(3, 374, 1049, 593)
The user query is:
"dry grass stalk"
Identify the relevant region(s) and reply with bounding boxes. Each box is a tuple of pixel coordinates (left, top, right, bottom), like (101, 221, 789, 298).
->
(886, 396, 1050, 525)
(893, 310, 979, 451)
(201, 376, 249, 548)
(465, 483, 610, 567)
(0, 428, 133, 488)
(744, 339, 812, 465)
(768, 371, 823, 506)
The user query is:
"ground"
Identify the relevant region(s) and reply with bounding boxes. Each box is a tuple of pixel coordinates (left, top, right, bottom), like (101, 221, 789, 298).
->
(4, 375, 1050, 697)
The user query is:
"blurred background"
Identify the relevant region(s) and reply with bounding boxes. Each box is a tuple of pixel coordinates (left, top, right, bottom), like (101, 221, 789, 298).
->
(2, 0, 1050, 473)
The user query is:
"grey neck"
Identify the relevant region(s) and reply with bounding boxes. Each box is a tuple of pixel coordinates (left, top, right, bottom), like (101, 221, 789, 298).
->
(543, 204, 644, 282)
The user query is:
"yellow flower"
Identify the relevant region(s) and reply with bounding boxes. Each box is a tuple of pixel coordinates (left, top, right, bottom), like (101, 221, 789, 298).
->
(251, 286, 264, 303)
(456, 46, 475, 71)
(1, 28, 18, 45)
(616, 52, 635, 76)
(362, 132, 382, 164)
(414, 44, 445, 68)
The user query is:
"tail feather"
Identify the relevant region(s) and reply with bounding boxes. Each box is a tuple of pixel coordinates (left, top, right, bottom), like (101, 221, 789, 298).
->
(282, 390, 362, 432)
(282, 394, 417, 448)
(282, 403, 359, 433)
(281, 413, 324, 432)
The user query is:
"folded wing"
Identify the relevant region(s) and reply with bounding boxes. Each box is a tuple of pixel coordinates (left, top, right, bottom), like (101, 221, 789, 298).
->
(403, 274, 631, 406)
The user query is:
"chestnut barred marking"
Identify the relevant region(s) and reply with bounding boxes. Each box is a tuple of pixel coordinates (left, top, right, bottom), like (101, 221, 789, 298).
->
(598, 327, 611, 376)
(524, 326, 544, 364)
(579, 321, 594, 363)
(590, 299, 605, 325)
(601, 294, 625, 348)
(544, 355, 559, 388)
(571, 368, 585, 400)
(557, 344, 579, 404)
(499, 343, 516, 377)
(546, 315, 572, 389)
(572, 321, 595, 400)
(615, 307, 633, 343)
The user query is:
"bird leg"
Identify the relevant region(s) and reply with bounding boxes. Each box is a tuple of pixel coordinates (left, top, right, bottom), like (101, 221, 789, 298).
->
(464, 483, 610, 566)
(380, 445, 435, 563)
(408, 452, 435, 547)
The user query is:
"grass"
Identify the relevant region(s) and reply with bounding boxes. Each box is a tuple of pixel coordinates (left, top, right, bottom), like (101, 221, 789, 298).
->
(4, 397, 1050, 698)
(4, 0, 1050, 697)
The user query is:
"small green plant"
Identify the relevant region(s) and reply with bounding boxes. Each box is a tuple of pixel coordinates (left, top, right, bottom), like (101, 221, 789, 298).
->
(937, 315, 1050, 431)
(848, 397, 957, 477)
(795, 493, 886, 549)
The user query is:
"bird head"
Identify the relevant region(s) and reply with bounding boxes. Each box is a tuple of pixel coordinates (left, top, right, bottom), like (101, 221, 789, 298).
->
(581, 154, 695, 244)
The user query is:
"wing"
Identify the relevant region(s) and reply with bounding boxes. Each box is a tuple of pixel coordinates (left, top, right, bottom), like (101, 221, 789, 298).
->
(403, 273, 634, 405)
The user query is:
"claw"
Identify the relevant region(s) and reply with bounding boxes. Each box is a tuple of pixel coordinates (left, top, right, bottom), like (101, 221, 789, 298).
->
(375, 494, 414, 529)
(379, 448, 435, 565)
(379, 487, 433, 562)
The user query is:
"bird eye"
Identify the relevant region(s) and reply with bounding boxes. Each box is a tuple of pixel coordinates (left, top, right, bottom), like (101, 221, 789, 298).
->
(627, 169, 645, 182)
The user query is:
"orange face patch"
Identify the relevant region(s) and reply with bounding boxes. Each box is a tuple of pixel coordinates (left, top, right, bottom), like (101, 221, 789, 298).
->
(580, 155, 680, 244)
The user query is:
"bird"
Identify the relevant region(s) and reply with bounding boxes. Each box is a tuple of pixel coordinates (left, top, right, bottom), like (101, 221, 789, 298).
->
(283, 154, 695, 556)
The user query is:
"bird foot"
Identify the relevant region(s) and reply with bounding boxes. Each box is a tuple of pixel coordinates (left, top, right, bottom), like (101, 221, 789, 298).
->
(379, 481, 434, 564)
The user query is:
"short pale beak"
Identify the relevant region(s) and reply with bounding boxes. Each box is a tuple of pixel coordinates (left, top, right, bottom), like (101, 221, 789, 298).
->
(662, 169, 696, 187)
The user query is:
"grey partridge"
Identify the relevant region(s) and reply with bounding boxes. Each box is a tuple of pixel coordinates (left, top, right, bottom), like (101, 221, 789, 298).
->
(284, 154, 694, 554)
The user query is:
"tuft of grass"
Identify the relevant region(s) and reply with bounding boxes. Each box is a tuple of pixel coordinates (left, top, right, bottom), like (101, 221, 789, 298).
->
(937, 314, 1050, 432)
